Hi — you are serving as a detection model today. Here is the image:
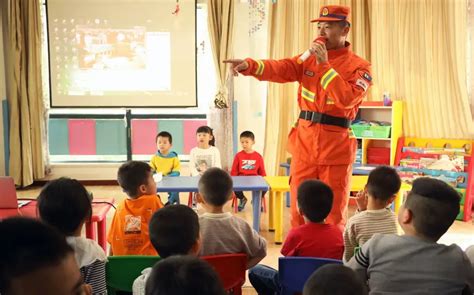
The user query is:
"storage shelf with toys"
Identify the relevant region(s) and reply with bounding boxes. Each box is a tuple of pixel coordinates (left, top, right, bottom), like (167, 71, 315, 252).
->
(353, 101, 403, 166)
(394, 137, 473, 221)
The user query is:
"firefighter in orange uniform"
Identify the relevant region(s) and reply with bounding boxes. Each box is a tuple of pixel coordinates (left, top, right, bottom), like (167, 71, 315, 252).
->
(225, 5, 372, 228)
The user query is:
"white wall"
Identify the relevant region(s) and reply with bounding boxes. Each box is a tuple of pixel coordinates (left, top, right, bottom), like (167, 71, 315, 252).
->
(0, 3, 7, 176)
(233, 2, 269, 154)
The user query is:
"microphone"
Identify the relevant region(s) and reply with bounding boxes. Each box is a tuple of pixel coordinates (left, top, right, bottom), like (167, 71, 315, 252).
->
(297, 36, 328, 64)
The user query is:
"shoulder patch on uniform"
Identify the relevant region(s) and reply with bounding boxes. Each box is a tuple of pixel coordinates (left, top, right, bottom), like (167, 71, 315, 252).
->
(304, 70, 314, 77)
(356, 79, 369, 92)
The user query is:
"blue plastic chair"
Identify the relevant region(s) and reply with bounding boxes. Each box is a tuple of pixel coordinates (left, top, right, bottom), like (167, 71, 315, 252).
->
(279, 257, 343, 295)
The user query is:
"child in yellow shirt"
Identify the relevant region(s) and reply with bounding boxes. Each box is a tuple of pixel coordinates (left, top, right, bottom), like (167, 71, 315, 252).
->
(150, 131, 181, 204)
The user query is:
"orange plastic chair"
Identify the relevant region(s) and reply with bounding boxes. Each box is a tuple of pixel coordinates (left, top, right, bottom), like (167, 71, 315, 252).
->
(202, 253, 247, 295)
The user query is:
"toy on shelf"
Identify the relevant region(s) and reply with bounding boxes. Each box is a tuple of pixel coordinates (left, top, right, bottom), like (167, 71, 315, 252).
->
(395, 137, 473, 221)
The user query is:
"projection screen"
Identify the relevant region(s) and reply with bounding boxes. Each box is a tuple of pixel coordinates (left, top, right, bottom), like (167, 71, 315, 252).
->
(47, 0, 197, 107)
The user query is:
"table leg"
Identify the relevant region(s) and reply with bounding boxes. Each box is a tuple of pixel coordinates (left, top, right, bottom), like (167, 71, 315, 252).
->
(268, 190, 274, 231)
(275, 191, 283, 244)
(85, 221, 96, 241)
(285, 192, 290, 208)
(97, 219, 107, 252)
(395, 189, 407, 214)
(252, 190, 262, 232)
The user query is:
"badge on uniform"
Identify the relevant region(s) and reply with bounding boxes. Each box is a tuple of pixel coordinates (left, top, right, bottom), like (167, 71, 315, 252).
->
(322, 7, 329, 16)
(304, 70, 314, 77)
(356, 79, 369, 91)
(361, 72, 372, 82)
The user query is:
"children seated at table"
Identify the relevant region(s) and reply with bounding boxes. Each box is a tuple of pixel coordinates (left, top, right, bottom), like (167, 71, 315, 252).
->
(249, 180, 343, 294)
(108, 161, 164, 256)
(347, 177, 474, 293)
(343, 166, 401, 262)
(37, 177, 107, 294)
(189, 125, 222, 208)
(0, 217, 92, 295)
(197, 168, 267, 268)
(133, 205, 201, 295)
(149, 131, 181, 205)
(230, 130, 267, 211)
(189, 126, 221, 176)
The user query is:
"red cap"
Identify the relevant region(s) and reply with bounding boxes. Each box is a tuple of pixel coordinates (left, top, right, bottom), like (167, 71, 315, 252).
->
(311, 5, 350, 23)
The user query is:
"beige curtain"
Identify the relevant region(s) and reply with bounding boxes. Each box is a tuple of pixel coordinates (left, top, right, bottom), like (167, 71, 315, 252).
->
(207, 0, 235, 170)
(6, 0, 46, 186)
(264, 0, 474, 176)
(469, 0, 474, 118)
(369, 0, 474, 139)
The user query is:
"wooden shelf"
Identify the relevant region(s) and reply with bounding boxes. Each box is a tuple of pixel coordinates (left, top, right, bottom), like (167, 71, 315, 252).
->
(356, 101, 403, 165)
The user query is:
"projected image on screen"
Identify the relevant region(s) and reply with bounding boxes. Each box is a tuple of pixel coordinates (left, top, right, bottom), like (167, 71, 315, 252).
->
(68, 26, 170, 94)
(47, 0, 196, 108)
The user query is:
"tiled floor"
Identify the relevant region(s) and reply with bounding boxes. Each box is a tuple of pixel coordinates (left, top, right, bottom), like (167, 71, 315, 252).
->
(17, 185, 474, 294)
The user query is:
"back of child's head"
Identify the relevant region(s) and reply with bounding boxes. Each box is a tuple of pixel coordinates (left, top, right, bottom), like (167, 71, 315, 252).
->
(198, 168, 233, 206)
(0, 217, 75, 293)
(149, 205, 199, 258)
(156, 131, 172, 144)
(196, 125, 215, 146)
(297, 180, 333, 223)
(37, 177, 92, 236)
(145, 255, 225, 295)
(117, 160, 152, 198)
(404, 177, 460, 240)
(240, 130, 255, 141)
(303, 264, 368, 295)
(366, 166, 401, 201)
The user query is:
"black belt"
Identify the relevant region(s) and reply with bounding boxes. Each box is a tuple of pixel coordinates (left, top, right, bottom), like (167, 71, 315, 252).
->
(299, 111, 351, 128)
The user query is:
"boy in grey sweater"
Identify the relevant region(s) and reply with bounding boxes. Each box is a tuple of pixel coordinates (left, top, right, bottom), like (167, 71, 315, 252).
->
(347, 177, 474, 294)
(197, 168, 267, 269)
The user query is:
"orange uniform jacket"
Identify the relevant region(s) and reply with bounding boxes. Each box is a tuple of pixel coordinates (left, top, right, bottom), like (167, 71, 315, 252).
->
(107, 194, 163, 256)
(240, 43, 372, 165)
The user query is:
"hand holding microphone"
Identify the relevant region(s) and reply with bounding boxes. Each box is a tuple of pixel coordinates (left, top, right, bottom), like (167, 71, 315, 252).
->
(297, 36, 328, 64)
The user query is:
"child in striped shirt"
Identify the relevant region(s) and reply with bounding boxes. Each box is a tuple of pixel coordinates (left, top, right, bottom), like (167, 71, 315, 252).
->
(37, 178, 107, 294)
(343, 166, 401, 262)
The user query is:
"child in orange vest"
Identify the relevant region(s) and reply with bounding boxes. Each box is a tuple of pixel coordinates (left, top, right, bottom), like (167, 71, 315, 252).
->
(107, 161, 163, 255)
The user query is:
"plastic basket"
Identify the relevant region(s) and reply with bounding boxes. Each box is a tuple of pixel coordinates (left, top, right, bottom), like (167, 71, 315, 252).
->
(351, 125, 391, 138)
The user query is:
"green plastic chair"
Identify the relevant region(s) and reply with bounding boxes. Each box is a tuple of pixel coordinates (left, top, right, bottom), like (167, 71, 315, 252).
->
(106, 255, 161, 295)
